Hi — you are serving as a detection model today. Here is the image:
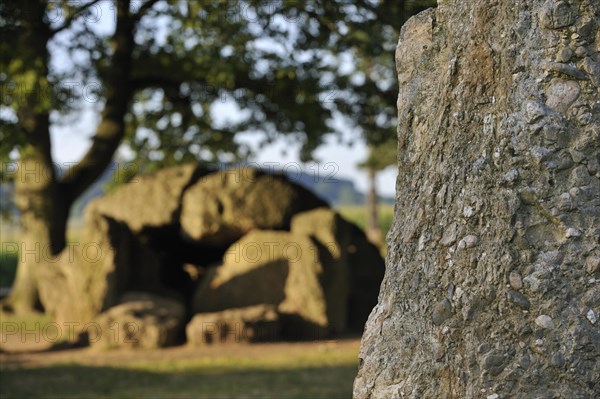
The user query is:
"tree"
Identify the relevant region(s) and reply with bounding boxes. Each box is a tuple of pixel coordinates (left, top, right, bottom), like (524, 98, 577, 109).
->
(359, 140, 396, 246)
(0, 0, 431, 313)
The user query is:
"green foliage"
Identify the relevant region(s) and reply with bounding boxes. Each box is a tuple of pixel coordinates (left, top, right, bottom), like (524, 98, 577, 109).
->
(359, 142, 397, 171)
(1, 0, 437, 169)
(356, 0, 436, 171)
(103, 163, 138, 193)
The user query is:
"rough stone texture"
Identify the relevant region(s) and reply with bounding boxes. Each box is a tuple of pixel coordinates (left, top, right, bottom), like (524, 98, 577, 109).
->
(355, 1, 599, 398)
(192, 230, 329, 338)
(180, 168, 327, 245)
(37, 165, 329, 330)
(91, 292, 185, 350)
(34, 164, 383, 344)
(90, 164, 204, 232)
(291, 208, 385, 333)
(186, 304, 280, 346)
(38, 165, 202, 325)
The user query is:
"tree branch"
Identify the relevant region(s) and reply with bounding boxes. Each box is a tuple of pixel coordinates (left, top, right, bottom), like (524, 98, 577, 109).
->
(51, 0, 104, 35)
(60, 0, 134, 203)
(132, 0, 162, 21)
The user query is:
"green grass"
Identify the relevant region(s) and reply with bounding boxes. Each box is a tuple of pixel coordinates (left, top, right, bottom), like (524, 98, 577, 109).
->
(337, 204, 394, 237)
(0, 312, 51, 330)
(0, 344, 358, 398)
(0, 226, 82, 288)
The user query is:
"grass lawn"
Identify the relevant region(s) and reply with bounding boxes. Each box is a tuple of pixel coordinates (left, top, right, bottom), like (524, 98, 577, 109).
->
(0, 209, 377, 398)
(336, 204, 394, 236)
(0, 224, 83, 288)
(0, 336, 360, 399)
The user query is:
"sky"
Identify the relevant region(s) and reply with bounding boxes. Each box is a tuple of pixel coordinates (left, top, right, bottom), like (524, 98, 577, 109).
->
(50, 115, 398, 197)
(48, 0, 399, 197)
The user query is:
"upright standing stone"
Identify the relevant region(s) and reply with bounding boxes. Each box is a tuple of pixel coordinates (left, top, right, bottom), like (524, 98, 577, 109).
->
(355, 1, 599, 398)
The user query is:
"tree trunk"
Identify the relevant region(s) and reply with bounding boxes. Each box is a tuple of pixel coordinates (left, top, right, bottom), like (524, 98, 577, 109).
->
(355, 1, 600, 398)
(5, 0, 135, 315)
(3, 1, 60, 314)
(366, 167, 382, 246)
(9, 150, 67, 314)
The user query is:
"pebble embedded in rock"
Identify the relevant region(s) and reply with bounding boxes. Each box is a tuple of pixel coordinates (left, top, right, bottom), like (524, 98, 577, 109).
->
(539, 0, 577, 29)
(520, 353, 531, 369)
(509, 271, 523, 290)
(535, 315, 555, 329)
(585, 256, 600, 274)
(507, 290, 531, 309)
(463, 206, 476, 218)
(557, 47, 573, 62)
(487, 394, 499, 399)
(478, 343, 491, 353)
(565, 228, 581, 238)
(582, 57, 600, 86)
(587, 309, 597, 324)
(483, 352, 506, 376)
(458, 234, 479, 249)
(545, 79, 581, 113)
(524, 101, 547, 123)
(500, 169, 519, 185)
(575, 46, 587, 57)
(552, 352, 565, 368)
(440, 223, 458, 247)
(432, 299, 452, 325)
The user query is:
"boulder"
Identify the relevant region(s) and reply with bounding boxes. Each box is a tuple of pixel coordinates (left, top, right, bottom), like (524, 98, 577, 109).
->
(355, 2, 600, 398)
(89, 164, 205, 232)
(180, 168, 327, 245)
(38, 165, 330, 334)
(186, 304, 280, 346)
(34, 163, 384, 345)
(192, 230, 329, 339)
(39, 206, 170, 326)
(91, 292, 185, 350)
(39, 165, 205, 325)
(291, 208, 385, 333)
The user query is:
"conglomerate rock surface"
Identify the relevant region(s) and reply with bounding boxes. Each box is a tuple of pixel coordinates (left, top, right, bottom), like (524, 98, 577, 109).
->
(354, 1, 599, 398)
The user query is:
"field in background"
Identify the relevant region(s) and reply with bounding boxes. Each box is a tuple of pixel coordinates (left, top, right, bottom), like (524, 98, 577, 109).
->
(0, 312, 359, 399)
(0, 225, 82, 288)
(0, 206, 383, 398)
(337, 204, 394, 236)
(0, 204, 394, 289)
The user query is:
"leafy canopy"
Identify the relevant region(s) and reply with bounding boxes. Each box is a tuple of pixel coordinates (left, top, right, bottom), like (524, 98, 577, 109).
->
(1, 0, 436, 171)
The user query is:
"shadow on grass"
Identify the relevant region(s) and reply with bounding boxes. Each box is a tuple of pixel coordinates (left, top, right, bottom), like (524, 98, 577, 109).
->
(0, 363, 357, 399)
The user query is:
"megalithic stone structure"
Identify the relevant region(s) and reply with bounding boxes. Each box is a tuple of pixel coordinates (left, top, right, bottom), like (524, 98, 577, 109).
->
(355, 0, 599, 398)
